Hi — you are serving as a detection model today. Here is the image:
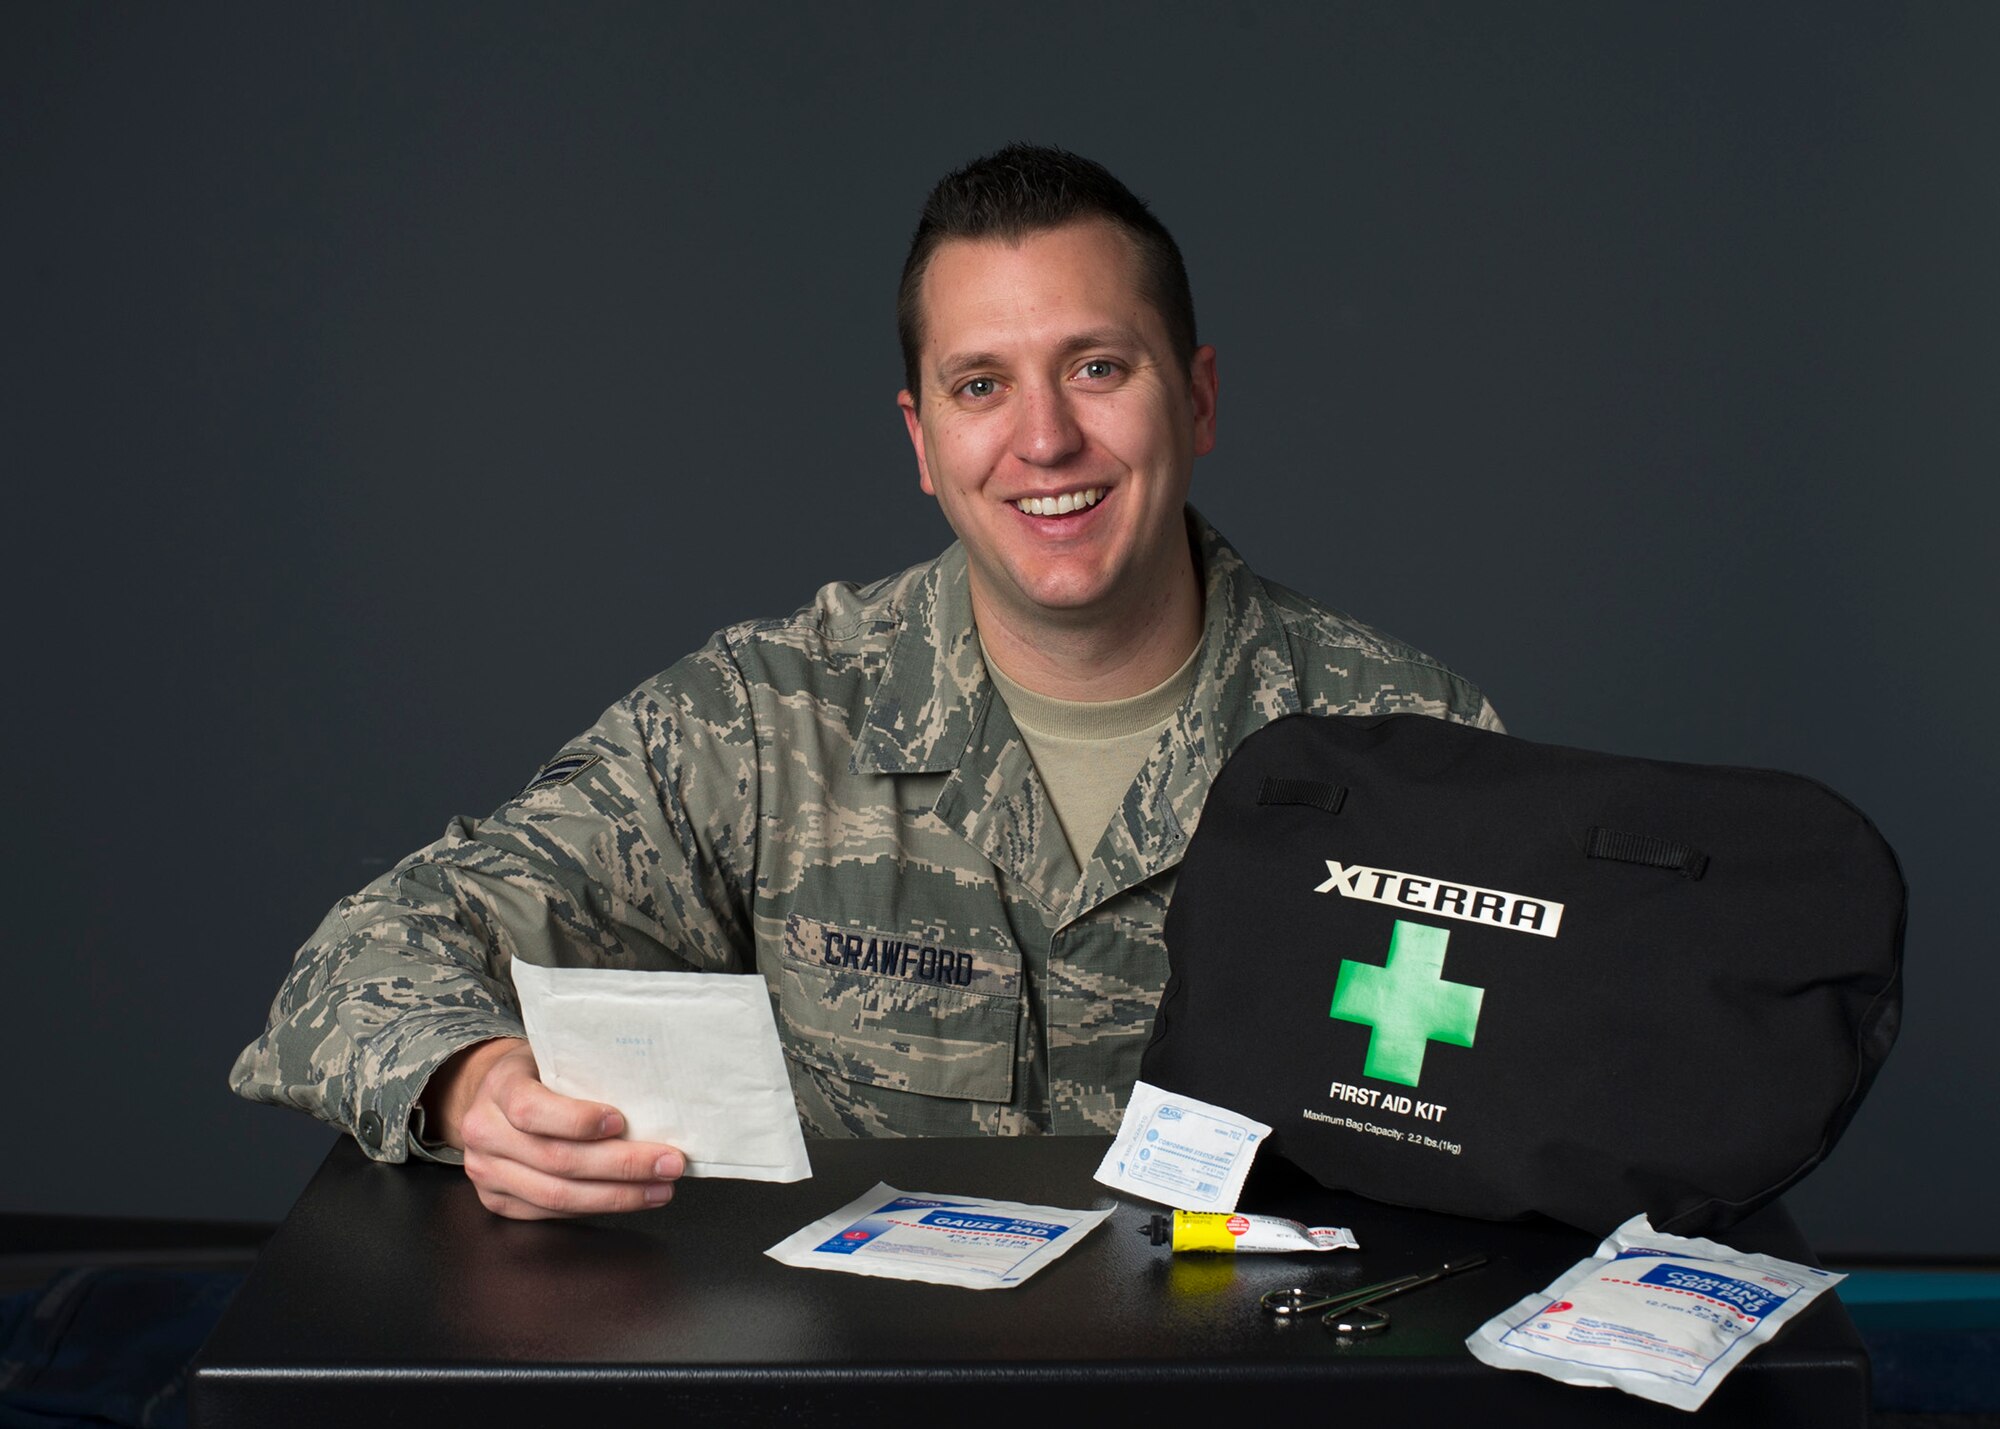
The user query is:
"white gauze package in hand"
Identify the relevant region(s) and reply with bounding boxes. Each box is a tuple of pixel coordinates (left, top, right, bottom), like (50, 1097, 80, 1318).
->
(1466, 1214, 1843, 1412)
(509, 960, 811, 1182)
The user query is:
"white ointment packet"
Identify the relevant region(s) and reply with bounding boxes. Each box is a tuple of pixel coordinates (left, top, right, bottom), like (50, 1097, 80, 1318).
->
(509, 960, 812, 1182)
(1466, 1214, 1843, 1412)
(766, 1183, 1112, 1289)
(1093, 1080, 1272, 1212)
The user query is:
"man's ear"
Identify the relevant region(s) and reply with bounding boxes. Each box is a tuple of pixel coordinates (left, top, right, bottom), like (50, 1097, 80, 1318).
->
(898, 389, 936, 495)
(1189, 345, 1218, 458)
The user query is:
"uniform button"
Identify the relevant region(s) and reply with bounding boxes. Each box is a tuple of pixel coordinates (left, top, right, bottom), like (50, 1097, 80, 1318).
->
(357, 1109, 384, 1149)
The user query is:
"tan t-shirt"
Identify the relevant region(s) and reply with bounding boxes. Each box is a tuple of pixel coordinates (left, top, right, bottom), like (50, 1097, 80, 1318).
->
(984, 641, 1202, 862)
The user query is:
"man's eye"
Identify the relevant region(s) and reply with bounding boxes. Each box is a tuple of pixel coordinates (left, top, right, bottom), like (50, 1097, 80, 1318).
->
(1077, 359, 1120, 381)
(959, 377, 999, 400)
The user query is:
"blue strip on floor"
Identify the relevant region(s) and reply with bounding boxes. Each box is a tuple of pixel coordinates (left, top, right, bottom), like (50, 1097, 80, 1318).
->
(1824, 1271, 2000, 1413)
(1834, 1270, 2000, 1306)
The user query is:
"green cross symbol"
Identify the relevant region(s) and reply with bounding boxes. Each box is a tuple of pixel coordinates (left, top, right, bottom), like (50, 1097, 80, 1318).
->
(1329, 920, 1484, 1087)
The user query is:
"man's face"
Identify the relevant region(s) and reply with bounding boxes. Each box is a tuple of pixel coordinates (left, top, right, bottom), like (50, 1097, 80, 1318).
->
(898, 221, 1217, 637)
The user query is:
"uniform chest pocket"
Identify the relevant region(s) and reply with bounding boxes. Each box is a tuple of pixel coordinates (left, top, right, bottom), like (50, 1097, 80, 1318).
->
(777, 914, 1022, 1103)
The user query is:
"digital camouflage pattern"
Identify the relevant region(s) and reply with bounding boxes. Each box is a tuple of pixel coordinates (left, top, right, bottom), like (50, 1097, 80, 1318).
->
(230, 512, 1500, 1162)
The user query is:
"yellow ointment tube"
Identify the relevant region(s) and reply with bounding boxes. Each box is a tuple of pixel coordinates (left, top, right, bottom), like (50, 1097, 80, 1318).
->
(1141, 1211, 1359, 1254)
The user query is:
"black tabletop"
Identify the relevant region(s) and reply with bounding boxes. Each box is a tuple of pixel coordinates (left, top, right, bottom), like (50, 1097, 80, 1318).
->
(192, 1136, 1866, 1427)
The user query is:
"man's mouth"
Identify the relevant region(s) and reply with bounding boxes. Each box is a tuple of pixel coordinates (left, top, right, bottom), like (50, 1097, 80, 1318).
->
(1011, 487, 1106, 517)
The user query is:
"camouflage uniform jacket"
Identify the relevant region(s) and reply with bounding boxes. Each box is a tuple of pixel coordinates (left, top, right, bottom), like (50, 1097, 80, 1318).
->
(230, 511, 1500, 1162)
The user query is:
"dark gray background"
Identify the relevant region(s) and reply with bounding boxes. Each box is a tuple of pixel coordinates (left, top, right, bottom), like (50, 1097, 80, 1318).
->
(5, 2, 1994, 1256)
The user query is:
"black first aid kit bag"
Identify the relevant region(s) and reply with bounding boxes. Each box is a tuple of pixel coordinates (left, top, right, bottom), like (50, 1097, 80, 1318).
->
(1140, 713, 1904, 1237)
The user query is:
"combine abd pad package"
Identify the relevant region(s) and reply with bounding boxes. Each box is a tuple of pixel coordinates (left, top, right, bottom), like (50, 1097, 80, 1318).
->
(1140, 714, 1904, 1235)
(1466, 1215, 1843, 1411)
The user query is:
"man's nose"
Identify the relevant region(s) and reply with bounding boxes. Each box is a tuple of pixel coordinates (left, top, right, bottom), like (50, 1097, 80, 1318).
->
(1010, 382, 1084, 466)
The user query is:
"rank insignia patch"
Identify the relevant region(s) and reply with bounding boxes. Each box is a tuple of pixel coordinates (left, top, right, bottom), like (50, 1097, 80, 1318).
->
(522, 751, 600, 794)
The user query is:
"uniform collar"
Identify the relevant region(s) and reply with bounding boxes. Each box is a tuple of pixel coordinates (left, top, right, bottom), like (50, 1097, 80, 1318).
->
(1176, 509, 1309, 803)
(853, 510, 1303, 774)
(1079, 512, 1306, 913)
(852, 511, 1306, 913)
(851, 541, 989, 777)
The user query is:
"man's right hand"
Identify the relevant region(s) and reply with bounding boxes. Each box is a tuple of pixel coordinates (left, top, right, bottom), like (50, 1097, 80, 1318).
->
(421, 1037, 686, 1220)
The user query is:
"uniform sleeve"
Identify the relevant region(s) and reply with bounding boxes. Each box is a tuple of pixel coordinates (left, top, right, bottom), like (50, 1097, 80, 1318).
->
(1466, 692, 1505, 734)
(227, 636, 762, 1164)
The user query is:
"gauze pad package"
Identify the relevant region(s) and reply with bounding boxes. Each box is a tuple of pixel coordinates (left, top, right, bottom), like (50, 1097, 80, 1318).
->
(766, 1183, 1111, 1289)
(1466, 1214, 1843, 1411)
(1093, 1079, 1271, 1211)
(510, 960, 811, 1182)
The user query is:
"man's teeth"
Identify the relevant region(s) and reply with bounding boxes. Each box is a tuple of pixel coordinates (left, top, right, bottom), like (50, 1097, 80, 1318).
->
(1013, 488, 1105, 517)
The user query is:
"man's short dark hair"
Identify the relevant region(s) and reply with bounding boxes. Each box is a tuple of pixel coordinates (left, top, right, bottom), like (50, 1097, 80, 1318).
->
(897, 144, 1198, 397)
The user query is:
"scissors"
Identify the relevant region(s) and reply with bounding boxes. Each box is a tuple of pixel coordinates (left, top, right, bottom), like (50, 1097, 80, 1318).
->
(1260, 1253, 1489, 1334)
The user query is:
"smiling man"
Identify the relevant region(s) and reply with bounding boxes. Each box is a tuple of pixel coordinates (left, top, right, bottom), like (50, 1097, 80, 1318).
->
(232, 145, 1500, 1220)
(899, 217, 1213, 703)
